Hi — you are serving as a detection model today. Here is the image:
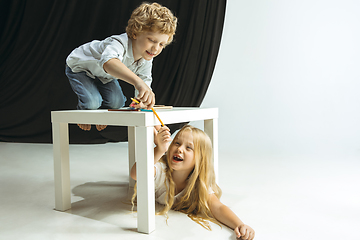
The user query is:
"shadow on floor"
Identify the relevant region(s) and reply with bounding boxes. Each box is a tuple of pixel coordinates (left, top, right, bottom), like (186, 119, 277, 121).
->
(67, 181, 235, 239)
(67, 181, 135, 225)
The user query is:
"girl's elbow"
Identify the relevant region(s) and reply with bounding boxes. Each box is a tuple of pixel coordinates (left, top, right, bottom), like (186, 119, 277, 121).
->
(130, 164, 137, 180)
(209, 194, 221, 210)
(130, 171, 137, 180)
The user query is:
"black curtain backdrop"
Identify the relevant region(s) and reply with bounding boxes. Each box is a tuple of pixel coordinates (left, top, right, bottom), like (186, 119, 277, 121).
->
(0, 0, 226, 144)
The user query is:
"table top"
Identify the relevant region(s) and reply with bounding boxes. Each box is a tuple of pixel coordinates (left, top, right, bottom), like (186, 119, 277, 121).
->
(51, 107, 218, 127)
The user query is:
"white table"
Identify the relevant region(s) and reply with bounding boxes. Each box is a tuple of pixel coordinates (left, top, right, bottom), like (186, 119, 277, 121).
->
(51, 107, 218, 234)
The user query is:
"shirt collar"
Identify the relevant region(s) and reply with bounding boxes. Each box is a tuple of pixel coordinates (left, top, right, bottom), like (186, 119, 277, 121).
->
(127, 36, 145, 66)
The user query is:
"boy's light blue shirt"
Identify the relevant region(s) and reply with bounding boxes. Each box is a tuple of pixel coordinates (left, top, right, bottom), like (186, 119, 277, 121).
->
(66, 33, 152, 96)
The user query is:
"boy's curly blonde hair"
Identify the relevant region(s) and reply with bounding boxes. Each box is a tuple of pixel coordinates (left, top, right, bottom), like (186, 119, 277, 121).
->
(126, 2, 177, 45)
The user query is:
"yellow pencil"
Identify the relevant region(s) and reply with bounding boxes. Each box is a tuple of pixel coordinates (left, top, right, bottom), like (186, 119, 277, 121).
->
(151, 108, 164, 126)
(131, 98, 164, 126)
(131, 98, 140, 104)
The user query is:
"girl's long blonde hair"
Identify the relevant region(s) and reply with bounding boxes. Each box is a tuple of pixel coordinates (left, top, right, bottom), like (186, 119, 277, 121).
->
(133, 125, 222, 230)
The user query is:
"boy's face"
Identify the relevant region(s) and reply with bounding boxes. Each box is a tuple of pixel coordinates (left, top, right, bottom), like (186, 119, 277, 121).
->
(132, 31, 170, 61)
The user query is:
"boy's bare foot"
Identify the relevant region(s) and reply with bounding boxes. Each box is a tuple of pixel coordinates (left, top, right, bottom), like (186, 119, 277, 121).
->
(96, 125, 107, 131)
(77, 124, 91, 131)
(77, 124, 107, 131)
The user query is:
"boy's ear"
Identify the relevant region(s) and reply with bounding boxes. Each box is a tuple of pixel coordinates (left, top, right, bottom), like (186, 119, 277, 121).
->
(132, 33, 137, 39)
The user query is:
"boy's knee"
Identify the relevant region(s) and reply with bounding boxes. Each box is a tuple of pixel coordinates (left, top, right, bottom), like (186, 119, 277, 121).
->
(80, 98, 102, 110)
(108, 95, 126, 109)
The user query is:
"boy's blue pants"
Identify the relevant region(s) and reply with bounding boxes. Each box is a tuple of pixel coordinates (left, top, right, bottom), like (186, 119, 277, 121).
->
(65, 65, 126, 110)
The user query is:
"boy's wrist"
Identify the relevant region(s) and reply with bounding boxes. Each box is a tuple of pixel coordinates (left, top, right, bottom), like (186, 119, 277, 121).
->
(133, 77, 146, 89)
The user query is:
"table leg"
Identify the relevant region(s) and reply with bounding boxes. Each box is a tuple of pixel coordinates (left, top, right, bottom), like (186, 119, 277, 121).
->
(127, 126, 136, 188)
(204, 118, 219, 184)
(135, 126, 155, 234)
(52, 122, 71, 211)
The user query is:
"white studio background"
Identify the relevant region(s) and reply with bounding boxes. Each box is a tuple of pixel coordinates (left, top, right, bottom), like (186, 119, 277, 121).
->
(196, 0, 360, 157)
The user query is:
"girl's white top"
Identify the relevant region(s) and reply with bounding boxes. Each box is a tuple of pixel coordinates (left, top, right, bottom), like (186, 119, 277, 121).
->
(154, 161, 214, 205)
(154, 162, 185, 205)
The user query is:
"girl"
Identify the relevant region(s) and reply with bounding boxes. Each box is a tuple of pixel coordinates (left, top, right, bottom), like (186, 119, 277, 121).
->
(130, 125, 255, 240)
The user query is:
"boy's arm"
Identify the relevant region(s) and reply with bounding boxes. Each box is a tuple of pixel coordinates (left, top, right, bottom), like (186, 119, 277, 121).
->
(103, 58, 155, 108)
(209, 194, 255, 240)
(130, 126, 171, 180)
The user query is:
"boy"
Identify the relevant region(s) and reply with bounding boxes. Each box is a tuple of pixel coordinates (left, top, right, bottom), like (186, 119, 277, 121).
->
(65, 3, 177, 131)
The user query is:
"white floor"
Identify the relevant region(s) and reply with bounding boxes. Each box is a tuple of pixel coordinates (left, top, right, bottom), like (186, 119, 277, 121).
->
(0, 141, 359, 240)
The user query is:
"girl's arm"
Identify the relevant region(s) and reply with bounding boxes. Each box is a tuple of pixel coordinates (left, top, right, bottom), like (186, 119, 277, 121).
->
(130, 126, 172, 180)
(103, 58, 155, 108)
(209, 194, 255, 240)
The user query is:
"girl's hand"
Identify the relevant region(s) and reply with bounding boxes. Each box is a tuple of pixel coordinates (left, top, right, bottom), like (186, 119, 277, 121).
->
(234, 224, 255, 240)
(153, 125, 161, 146)
(155, 126, 172, 152)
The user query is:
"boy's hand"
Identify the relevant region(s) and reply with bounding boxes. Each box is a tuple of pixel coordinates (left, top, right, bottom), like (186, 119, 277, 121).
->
(130, 99, 146, 109)
(102, 59, 155, 108)
(135, 81, 155, 109)
(234, 224, 255, 240)
(155, 126, 172, 152)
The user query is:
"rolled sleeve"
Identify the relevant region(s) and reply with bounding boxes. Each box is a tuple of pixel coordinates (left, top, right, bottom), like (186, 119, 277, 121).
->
(98, 37, 126, 69)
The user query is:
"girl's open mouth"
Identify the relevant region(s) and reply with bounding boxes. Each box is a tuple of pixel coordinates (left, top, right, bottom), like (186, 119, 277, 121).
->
(172, 155, 183, 162)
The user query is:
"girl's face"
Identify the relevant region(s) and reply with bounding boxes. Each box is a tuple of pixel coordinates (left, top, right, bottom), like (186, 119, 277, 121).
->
(168, 130, 195, 173)
(132, 31, 170, 61)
